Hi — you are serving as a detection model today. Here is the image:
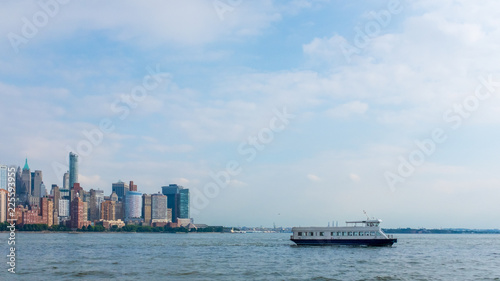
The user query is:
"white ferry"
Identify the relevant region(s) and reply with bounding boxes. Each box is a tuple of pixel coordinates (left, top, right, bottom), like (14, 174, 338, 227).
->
(290, 219, 397, 246)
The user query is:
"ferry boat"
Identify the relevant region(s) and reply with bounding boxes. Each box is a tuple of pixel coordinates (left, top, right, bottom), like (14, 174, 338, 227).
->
(290, 219, 397, 246)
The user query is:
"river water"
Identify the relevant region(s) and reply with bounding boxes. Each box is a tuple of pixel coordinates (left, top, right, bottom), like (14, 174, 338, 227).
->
(1, 232, 499, 280)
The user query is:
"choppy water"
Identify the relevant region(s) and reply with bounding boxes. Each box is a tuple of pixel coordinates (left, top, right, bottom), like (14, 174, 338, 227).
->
(1, 232, 500, 280)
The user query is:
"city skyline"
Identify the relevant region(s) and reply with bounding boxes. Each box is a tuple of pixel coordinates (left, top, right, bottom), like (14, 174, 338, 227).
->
(2, 1, 500, 229)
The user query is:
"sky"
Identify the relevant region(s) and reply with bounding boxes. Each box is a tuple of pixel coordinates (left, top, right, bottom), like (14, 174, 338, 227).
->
(1, 0, 500, 228)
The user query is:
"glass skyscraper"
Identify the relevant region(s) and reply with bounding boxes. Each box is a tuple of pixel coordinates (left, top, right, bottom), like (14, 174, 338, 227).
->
(0, 165, 7, 190)
(161, 184, 189, 222)
(69, 152, 78, 189)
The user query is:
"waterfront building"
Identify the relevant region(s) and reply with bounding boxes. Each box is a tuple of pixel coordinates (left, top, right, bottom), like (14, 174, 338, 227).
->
(0, 164, 7, 190)
(151, 193, 169, 223)
(101, 200, 116, 221)
(179, 188, 189, 219)
(31, 170, 43, 198)
(142, 194, 152, 226)
(115, 201, 124, 220)
(0, 189, 7, 222)
(70, 196, 84, 229)
(161, 184, 190, 222)
(112, 180, 129, 201)
(51, 185, 60, 216)
(69, 152, 78, 189)
(58, 199, 70, 217)
(40, 197, 54, 227)
(89, 189, 104, 222)
(124, 191, 142, 222)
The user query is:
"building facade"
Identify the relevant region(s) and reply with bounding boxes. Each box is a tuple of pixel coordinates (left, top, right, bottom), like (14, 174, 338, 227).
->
(112, 181, 129, 201)
(124, 191, 142, 220)
(142, 194, 152, 226)
(69, 152, 78, 189)
(151, 193, 168, 222)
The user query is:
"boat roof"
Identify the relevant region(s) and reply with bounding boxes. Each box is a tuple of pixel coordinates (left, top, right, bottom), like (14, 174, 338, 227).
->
(345, 219, 382, 224)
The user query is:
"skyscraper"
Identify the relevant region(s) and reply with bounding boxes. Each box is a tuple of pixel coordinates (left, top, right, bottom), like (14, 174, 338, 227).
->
(31, 170, 43, 198)
(69, 152, 78, 189)
(129, 181, 137, 192)
(178, 188, 190, 219)
(142, 194, 152, 226)
(89, 189, 104, 222)
(151, 193, 168, 222)
(101, 200, 116, 221)
(161, 184, 190, 222)
(70, 196, 84, 229)
(63, 171, 69, 190)
(112, 180, 129, 201)
(0, 165, 7, 190)
(20, 158, 31, 204)
(124, 191, 142, 222)
(162, 184, 179, 222)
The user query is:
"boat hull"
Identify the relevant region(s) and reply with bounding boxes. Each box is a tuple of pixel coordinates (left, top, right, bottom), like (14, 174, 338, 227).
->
(291, 238, 397, 246)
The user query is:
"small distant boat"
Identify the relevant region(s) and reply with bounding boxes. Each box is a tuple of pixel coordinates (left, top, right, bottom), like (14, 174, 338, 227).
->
(290, 219, 397, 246)
(231, 228, 246, 234)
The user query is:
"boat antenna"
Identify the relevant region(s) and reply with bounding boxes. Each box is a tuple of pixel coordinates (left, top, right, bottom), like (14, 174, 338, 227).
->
(363, 210, 369, 220)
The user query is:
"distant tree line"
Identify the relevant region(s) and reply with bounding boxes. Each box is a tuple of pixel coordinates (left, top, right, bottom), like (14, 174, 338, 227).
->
(0, 222, 224, 233)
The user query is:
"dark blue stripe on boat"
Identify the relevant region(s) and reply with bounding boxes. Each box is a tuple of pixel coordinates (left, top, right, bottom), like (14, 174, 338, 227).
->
(291, 238, 397, 246)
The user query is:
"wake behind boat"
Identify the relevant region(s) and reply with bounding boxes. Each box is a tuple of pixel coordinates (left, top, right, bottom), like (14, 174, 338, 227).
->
(290, 219, 397, 246)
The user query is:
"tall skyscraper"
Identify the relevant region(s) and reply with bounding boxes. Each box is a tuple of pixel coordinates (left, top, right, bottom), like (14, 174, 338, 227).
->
(31, 170, 43, 198)
(142, 194, 152, 226)
(89, 189, 104, 222)
(70, 196, 84, 229)
(0, 189, 7, 222)
(20, 158, 31, 204)
(69, 152, 78, 189)
(161, 184, 190, 222)
(124, 191, 142, 221)
(151, 193, 168, 222)
(0, 165, 7, 190)
(63, 171, 69, 190)
(178, 188, 190, 219)
(112, 180, 129, 201)
(101, 200, 116, 221)
(162, 184, 179, 222)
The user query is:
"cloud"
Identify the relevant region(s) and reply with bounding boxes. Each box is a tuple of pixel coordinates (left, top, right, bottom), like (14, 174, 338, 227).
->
(307, 174, 321, 182)
(326, 101, 369, 118)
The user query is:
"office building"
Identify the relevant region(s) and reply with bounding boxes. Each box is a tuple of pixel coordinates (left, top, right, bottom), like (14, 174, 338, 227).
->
(112, 180, 129, 201)
(142, 194, 152, 225)
(0, 165, 7, 190)
(178, 188, 190, 219)
(124, 191, 142, 221)
(161, 184, 190, 222)
(129, 181, 137, 192)
(20, 158, 31, 202)
(59, 199, 70, 217)
(0, 189, 7, 222)
(151, 193, 168, 222)
(69, 152, 78, 189)
(31, 170, 43, 198)
(101, 200, 116, 221)
(70, 196, 84, 229)
(63, 172, 69, 189)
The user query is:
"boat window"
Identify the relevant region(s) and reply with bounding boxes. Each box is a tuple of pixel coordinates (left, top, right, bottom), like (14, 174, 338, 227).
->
(319, 232, 324, 236)
(370, 231, 375, 236)
(331, 232, 334, 236)
(310, 232, 314, 236)
(337, 232, 341, 236)
(342, 232, 346, 236)
(298, 232, 302, 236)
(348, 232, 352, 236)
(353, 232, 358, 236)
(359, 232, 363, 236)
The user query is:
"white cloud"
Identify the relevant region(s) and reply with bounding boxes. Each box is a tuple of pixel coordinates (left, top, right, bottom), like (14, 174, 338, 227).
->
(307, 174, 321, 182)
(326, 101, 368, 118)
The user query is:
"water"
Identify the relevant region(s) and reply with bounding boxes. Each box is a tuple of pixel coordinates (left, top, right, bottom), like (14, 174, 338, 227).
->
(1, 233, 499, 280)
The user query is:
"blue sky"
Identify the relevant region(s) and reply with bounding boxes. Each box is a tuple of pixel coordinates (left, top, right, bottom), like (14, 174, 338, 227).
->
(1, 0, 500, 228)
